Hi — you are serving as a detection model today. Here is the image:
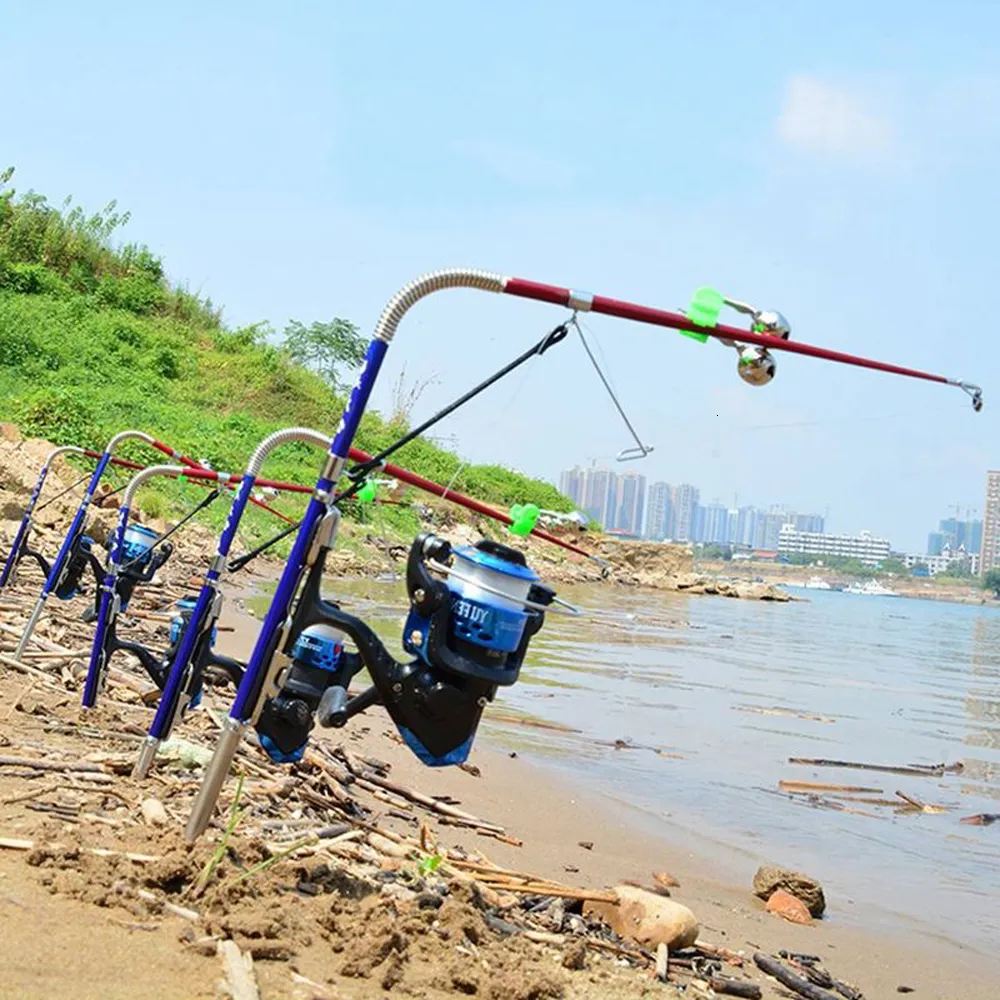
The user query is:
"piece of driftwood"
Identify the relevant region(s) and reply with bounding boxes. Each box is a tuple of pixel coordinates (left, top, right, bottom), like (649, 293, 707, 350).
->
(708, 978, 762, 999)
(788, 757, 961, 777)
(0, 755, 107, 774)
(655, 943, 669, 982)
(959, 813, 999, 826)
(754, 953, 839, 1000)
(778, 781, 883, 794)
(218, 939, 260, 1000)
(0, 836, 158, 862)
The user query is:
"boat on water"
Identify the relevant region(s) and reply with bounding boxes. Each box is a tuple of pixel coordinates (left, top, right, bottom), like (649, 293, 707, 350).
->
(803, 575, 832, 590)
(844, 579, 899, 597)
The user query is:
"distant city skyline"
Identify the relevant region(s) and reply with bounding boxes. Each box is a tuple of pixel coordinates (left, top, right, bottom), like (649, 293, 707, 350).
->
(558, 463, 827, 545)
(557, 460, 988, 556)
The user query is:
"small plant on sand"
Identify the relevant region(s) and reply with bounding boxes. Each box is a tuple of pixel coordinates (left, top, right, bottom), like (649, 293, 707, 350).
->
(189, 773, 246, 898)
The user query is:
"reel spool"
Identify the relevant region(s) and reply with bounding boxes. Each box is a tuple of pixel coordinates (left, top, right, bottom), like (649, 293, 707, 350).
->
(121, 523, 159, 566)
(169, 596, 219, 648)
(254, 533, 556, 767)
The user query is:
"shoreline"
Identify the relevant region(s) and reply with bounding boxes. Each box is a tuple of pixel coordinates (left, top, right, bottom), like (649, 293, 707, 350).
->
(222, 586, 999, 998)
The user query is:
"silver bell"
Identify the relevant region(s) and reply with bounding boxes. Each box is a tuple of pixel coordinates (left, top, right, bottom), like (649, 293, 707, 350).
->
(738, 346, 776, 386)
(754, 310, 791, 340)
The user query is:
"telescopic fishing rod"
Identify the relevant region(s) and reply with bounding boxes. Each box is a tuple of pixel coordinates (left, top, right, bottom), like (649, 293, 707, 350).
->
(179, 267, 982, 840)
(10, 430, 274, 661)
(0, 445, 87, 592)
(81, 462, 317, 719)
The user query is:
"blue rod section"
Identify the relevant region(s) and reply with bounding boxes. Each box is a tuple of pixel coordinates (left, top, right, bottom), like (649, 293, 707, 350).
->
(146, 475, 257, 741)
(41, 452, 111, 596)
(0, 466, 49, 589)
(81, 503, 130, 707)
(230, 337, 389, 722)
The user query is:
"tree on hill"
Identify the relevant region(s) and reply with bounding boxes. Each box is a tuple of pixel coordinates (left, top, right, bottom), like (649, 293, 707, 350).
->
(282, 318, 367, 391)
(983, 568, 1000, 598)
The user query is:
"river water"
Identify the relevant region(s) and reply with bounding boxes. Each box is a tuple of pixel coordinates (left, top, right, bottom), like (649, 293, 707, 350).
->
(333, 580, 1000, 950)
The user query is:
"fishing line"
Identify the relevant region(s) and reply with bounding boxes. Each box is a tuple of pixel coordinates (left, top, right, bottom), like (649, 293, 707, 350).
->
(35, 472, 92, 512)
(570, 315, 653, 461)
(119, 488, 224, 572)
(228, 323, 570, 572)
(735, 403, 968, 432)
(347, 322, 568, 483)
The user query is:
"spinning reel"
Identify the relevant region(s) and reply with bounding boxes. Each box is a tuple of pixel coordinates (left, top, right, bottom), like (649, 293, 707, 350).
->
(17, 520, 170, 613)
(254, 529, 556, 766)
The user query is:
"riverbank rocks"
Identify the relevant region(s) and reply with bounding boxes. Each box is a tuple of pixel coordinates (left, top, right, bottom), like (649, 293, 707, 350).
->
(752, 866, 826, 917)
(765, 888, 813, 925)
(583, 885, 699, 949)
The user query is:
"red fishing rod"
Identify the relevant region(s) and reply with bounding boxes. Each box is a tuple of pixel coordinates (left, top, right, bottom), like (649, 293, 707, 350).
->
(347, 447, 599, 561)
(83, 448, 300, 523)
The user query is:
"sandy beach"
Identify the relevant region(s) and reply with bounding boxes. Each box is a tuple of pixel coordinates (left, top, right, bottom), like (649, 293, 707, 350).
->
(2, 583, 996, 1000)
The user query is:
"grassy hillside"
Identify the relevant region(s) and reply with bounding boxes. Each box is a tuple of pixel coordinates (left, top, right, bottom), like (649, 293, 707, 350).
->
(0, 170, 572, 546)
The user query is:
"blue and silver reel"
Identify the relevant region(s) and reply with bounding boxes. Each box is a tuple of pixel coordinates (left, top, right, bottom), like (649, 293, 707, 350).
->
(258, 623, 345, 764)
(253, 535, 559, 772)
(121, 522, 159, 566)
(170, 597, 219, 646)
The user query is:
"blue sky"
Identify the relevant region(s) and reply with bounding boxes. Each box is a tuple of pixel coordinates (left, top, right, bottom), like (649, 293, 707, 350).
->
(3, 0, 998, 551)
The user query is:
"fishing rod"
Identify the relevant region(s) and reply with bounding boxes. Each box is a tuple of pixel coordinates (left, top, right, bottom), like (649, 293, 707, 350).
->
(0, 446, 88, 592)
(81, 449, 298, 524)
(81, 462, 316, 716)
(176, 267, 982, 841)
(226, 444, 603, 573)
(10, 430, 290, 661)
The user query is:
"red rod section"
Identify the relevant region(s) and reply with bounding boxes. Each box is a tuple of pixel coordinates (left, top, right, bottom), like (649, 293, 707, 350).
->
(502, 277, 952, 386)
(81, 451, 313, 495)
(146, 439, 295, 522)
(347, 446, 596, 560)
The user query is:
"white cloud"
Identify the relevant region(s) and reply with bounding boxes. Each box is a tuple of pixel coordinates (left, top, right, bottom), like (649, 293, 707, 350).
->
(451, 137, 582, 188)
(777, 75, 898, 166)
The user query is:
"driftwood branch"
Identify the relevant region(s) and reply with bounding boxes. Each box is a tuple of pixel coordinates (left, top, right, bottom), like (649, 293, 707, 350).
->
(754, 953, 840, 1000)
(788, 757, 961, 777)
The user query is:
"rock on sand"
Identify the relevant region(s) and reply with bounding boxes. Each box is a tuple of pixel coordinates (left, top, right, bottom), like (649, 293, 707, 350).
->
(752, 865, 826, 918)
(584, 885, 699, 949)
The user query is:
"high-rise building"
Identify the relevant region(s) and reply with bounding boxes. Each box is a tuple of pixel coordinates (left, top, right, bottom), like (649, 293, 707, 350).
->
(935, 516, 982, 555)
(981, 471, 1000, 577)
(646, 482, 674, 540)
(754, 508, 791, 550)
(672, 484, 699, 541)
(793, 513, 825, 534)
(615, 471, 647, 535)
(726, 508, 739, 545)
(733, 506, 757, 548)
(559, 466, 584, 507)
(700, 502, 729, 544)
(580, 466, 618, 528)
